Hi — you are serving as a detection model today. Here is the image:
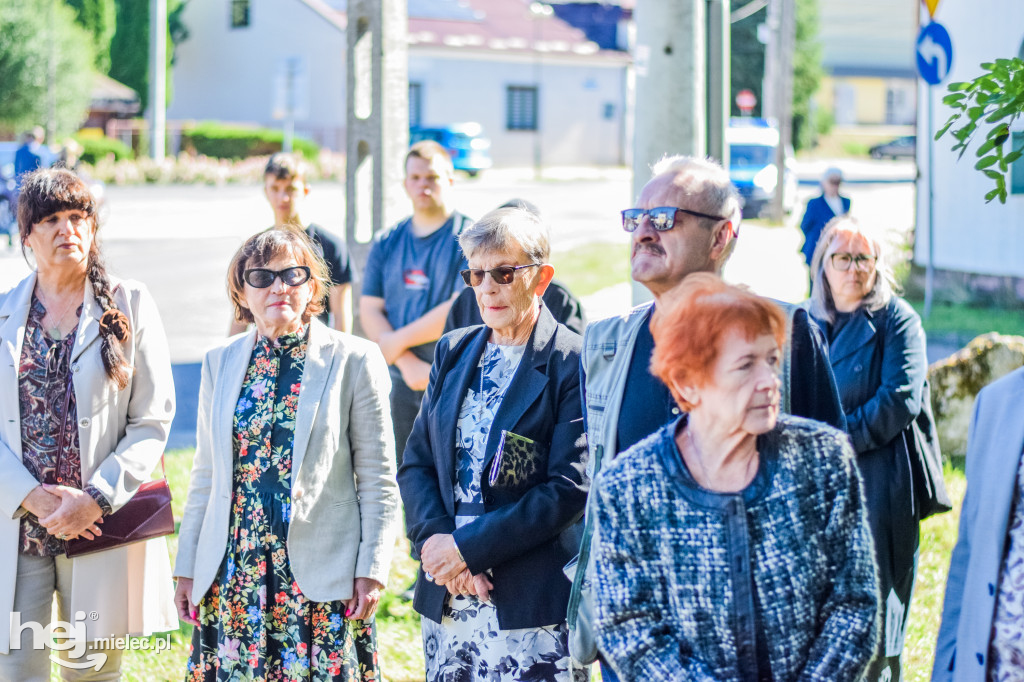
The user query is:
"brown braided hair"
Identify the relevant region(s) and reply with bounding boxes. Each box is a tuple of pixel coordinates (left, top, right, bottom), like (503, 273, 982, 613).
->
(19, 168, 131, 389)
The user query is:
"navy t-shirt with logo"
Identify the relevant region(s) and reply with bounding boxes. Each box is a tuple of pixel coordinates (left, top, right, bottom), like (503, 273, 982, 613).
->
(362, 212, 470, 362)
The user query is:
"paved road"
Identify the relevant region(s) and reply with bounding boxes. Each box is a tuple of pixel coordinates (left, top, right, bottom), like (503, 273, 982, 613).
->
(0, 161, 917, 448)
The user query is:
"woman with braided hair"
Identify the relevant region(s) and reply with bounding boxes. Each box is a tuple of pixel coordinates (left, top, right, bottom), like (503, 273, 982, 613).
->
(0, 167, 177, 679)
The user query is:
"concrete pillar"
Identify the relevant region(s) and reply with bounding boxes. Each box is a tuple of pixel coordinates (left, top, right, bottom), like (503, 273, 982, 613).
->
(345, 0, 408, 329)
(706, 0, 731, 167)
(631, 0, 707, 304)
(149, 0, 166, 162)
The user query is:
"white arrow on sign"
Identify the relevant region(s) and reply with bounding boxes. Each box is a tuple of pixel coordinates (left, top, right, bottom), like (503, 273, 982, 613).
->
(919, 34, 948, 80)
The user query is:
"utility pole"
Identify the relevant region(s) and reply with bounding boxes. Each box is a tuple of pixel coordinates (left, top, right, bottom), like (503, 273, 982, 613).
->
(769, 0, 795, 222)
(149, 0, 167, 162)
(346, 0, 408, 333)
(706, 0, 731, 167)
(631, 0, 707, 304)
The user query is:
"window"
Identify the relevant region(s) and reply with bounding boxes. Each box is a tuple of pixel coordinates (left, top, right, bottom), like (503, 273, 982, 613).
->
(506, 86, 538, 131)
(1011, 132, 1024, 195)
(409, 83, 423, 129)
(231, 0, 250, 28)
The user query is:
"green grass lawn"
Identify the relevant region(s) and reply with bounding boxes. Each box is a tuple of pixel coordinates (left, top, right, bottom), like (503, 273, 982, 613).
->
(909, 299, 1024, 341)
(108, 450, 966, 680)
(550, 241, 630, 298)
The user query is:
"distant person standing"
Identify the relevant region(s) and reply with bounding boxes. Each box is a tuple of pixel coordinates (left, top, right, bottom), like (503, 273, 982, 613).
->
(14, 127, 45, 187)
(800, 166, 850, 268)
(360, 140, 472, 462)
(229, 153, 354, 334)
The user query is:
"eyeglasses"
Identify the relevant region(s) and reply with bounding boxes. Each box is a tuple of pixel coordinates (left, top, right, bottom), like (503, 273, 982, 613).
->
(243, 266, 311, 288)
(621, 206, 728, 232)
(459, 263, 542, 287)
(829, 253, 877, 272)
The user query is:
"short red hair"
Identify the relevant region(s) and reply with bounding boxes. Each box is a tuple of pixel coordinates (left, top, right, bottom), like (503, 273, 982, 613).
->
(651, 274, 786, 411)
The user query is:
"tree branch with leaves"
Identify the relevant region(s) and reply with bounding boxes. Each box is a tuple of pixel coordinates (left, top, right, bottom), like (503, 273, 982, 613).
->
(936, 57, 1024, 203)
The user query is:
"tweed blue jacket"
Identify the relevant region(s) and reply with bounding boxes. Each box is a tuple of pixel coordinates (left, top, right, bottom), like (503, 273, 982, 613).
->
(592, 415, 880, 681)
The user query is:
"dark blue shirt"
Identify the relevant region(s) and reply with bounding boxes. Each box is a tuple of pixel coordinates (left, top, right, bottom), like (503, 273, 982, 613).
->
(362, 212, 470, 361)
(615, 307, 679, 454)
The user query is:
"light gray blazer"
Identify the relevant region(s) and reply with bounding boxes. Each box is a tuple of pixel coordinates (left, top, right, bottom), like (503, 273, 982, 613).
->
(933, 367, 1024, 681)
(173, 319, 399, 605)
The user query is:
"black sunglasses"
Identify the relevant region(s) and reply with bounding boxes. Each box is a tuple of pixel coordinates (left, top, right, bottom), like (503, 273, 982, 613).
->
(460, 263, 542, 287)
(243, 266, 311, 288)
(621, 206, 728, 232)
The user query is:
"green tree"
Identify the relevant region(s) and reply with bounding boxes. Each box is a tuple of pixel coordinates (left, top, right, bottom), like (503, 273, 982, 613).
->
(0, 0, 95, 136)
(730, 0, 824, 150)
(936, 58, 1024, 204)
(64, 0, 116, 71)
(108, 0, 186, 112)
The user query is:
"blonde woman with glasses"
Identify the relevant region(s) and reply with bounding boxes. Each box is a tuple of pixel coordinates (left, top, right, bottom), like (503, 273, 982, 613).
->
(807, 216, 947, 682)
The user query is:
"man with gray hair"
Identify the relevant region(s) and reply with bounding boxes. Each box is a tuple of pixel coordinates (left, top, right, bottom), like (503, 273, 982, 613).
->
(568, 155, 845, 678)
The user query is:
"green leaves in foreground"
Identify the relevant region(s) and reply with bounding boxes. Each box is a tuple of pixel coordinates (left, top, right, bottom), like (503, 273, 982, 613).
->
(936, 58, 1024, 203)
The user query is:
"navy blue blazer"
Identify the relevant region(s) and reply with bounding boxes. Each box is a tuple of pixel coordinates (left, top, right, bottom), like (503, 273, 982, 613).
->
(800, 194, 851, 265)
(398, 305, 587, 629)
(776, 301, 847, 432)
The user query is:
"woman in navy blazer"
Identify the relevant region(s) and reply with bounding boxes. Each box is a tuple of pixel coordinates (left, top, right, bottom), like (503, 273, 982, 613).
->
(933, 368, 1024, 681)
(397, 208, 587, 681)
(807, 216, 928, 682)
(800, 167, 851, 267)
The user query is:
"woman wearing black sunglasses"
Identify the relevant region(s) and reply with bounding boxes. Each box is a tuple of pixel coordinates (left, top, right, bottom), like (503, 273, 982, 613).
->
(398, 207, 588, 681)
(174, 228, 399, 681)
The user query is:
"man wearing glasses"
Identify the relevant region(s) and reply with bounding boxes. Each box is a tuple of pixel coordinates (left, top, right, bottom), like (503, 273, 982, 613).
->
(569, 155, 846, 679)
(800, 166, 851, 269)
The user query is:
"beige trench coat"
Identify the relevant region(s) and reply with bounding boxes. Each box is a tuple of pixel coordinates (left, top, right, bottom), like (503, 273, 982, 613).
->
(0, 272, 178, 653)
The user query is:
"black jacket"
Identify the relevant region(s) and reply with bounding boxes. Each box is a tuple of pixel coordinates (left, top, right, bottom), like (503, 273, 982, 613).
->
(811, 297, 927, 582)
(398, 306, 587, 629)
(777, 301, 847, 432)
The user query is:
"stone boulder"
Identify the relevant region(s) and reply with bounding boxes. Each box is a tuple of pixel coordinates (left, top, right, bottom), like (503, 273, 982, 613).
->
(928, 333, 1024, 458)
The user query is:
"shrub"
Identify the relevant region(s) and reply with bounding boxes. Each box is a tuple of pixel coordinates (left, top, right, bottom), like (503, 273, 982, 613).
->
(74, 134, 134, 164)
(181, 122, 318, 161)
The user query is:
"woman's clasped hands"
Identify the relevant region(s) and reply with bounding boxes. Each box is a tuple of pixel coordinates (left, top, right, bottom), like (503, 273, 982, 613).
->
(421, 533, 493, 601)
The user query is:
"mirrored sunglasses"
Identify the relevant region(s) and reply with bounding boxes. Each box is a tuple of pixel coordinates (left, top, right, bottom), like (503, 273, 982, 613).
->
(621, 206, 728, 232)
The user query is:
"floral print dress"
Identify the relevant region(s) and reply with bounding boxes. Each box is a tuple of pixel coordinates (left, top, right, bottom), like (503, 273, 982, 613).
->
(422, 342, 585, 682)
(988, 448, 1024, 680)
(187, 328, 379, 682)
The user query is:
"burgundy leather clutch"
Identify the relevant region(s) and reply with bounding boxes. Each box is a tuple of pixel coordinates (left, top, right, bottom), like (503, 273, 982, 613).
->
(65, 478, 174, 558)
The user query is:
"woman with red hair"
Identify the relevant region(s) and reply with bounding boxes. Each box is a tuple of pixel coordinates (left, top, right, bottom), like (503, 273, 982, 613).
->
(590, 274, 880, 681)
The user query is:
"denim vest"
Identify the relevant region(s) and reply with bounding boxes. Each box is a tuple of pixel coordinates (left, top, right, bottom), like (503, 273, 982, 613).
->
(580, 302, 654, 481)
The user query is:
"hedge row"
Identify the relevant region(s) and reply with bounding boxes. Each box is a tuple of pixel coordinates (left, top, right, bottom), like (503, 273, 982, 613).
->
(182, 122, 319, 160)
(74, 135, 134, 164)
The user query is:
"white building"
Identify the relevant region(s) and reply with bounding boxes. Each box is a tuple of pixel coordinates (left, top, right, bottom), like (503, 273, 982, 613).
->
(167, 0, 630, 166)
(916, 0, 1024, 281)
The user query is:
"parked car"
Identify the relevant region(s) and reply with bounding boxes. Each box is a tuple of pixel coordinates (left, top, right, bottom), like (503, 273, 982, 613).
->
(727, 118, 798, 218)
(869, 135, 916, 160)
(409, 123, 493, 177)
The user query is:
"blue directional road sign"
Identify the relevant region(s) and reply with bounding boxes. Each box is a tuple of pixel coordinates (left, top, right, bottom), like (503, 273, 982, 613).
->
(917, 22, 953, 85)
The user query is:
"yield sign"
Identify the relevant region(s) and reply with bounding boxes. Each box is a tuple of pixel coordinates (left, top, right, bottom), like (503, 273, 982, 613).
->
(922, 0, 940, 18)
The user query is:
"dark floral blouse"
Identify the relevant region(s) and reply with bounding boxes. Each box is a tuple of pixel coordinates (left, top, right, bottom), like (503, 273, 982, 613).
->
(188, 325, 379, 681)
(18, 295, 111, 557)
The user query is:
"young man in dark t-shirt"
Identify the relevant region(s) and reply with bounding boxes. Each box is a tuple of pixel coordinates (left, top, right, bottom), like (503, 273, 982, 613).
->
(360, 141, 471, 464)
(229, 153, 354, 334)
